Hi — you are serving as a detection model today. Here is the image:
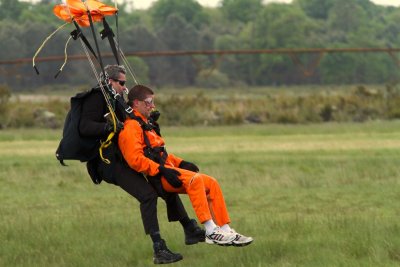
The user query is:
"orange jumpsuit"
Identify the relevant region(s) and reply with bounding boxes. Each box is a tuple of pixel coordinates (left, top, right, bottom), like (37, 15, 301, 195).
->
(118, 111, 231, 226)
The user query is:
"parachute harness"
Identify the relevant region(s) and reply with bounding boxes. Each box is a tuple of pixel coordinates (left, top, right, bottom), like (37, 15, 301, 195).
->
(98, 93, 119, 164)
(35, 0, 140, 164)
(78, 29, 117, 164)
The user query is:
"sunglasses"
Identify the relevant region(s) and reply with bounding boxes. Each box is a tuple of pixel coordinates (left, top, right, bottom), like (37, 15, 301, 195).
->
(142, 97, 155, 107)
(112, 79, 126, 86)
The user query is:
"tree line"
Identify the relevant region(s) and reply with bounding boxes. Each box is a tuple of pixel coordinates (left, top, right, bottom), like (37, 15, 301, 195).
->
(1, 0, 400, 91)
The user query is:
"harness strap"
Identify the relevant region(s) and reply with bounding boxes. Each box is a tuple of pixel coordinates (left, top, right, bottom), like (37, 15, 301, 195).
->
(84, 8, 122, 164)
(159, 148, 168, 166)
(107, 89, 168, 166)
(122, 109, 168, 167)
(71, 21, 98, 60)
(100, 18, 120, 65)
(99, 102, 118, 164)
(112, 92, 135, 118)
(99, 131, 114, 164)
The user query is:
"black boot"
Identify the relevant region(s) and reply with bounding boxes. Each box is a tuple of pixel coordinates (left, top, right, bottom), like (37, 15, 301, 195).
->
(153, 239, 183, 264)
(184, 219, 206, 245)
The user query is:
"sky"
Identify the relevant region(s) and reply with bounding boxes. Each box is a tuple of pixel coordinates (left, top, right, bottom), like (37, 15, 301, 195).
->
(125, 0, 400, 9)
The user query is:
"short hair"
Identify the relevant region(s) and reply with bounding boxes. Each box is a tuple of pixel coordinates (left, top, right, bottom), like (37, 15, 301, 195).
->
(128, 85, 154, 106)
(102, 65, 126, 80)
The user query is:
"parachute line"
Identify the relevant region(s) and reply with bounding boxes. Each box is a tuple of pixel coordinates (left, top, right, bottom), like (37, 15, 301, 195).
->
(33, 22, 69, 75)
(55, 35, 73, 79)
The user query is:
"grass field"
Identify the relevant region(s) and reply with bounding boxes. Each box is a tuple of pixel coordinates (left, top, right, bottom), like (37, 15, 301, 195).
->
(1, 122, 400, 267)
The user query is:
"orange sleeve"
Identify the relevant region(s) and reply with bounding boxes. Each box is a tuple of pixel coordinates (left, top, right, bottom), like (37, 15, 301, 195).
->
(166, 153, 183, 168)
(118, 120, 160, 176)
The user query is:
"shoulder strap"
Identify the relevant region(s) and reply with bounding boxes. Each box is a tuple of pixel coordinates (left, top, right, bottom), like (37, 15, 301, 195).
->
(106, 88, 134, 119)
(128, 113, 168, 166)
(129, 114, 153, 147)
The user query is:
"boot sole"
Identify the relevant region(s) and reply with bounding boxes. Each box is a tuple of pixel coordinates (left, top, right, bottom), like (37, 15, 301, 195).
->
(153, 256, 183, 264)
(232, 240, 253, 247)
(185, 238, 206, 245)
(205, 239, 253, 247)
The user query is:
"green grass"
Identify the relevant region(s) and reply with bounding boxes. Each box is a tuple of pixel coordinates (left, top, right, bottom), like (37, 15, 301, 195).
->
(1, 122, 400, 266)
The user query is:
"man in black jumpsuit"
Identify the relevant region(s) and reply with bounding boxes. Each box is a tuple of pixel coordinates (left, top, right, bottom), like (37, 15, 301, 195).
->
(79, 65, 204, 264)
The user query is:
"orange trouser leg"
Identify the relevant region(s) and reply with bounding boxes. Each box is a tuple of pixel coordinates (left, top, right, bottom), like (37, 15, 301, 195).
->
(161, 169, 230, 226)
(201, 173, 230, 226)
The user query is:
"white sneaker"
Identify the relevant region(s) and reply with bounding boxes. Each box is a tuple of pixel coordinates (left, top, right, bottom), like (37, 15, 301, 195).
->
(205, 227, 237, 245)
(230, 229, 253, 247)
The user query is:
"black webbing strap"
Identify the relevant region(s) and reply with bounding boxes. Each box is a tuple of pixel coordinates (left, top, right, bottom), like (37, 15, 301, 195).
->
(141, 126, 168, 166)
(70, 21, 98, 61)
(115, 12, 120, 63)
(86, 10, 106, 75)
(100, 18, 120, 65)
(159, 147, 168, 166)
(111, 91, 134, 118)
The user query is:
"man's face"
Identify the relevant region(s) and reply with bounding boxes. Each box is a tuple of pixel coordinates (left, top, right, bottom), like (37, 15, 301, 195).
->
(109, 72, 127, 94)
(136, 95, 155, 119)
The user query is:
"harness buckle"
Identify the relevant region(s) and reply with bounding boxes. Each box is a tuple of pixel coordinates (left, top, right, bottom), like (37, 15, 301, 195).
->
(70, 29, 81, 40)
(112, 89, 119, 98)
(125, 106, 133, 113)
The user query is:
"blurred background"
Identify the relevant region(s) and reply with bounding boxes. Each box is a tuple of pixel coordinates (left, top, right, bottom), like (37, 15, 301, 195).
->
(1, 0, 400, 128)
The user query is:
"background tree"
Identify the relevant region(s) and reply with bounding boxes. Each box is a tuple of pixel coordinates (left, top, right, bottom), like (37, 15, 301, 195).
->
(121, 25, 168, 87)
(150, 0, 209, 29)
(0, 0, 24, 21)
(220, 0, 262, 23)
(295, 0, 335, 20)
(327, 0, 368, 34)
(156, 14, 200, 86)
(377, 7, 400, 46)
(249, 4, 320, 84)
(1, 0, 400, 89)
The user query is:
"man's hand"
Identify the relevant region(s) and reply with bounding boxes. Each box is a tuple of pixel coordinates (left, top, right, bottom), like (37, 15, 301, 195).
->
(104, 113, 124, 133)
(158, 166, 182, 188)
(179, 160, 199, 172)
(105, 120, 124, 133)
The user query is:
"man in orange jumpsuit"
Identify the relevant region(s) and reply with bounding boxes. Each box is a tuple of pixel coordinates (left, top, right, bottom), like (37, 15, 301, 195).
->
(118, 85, 253, 247)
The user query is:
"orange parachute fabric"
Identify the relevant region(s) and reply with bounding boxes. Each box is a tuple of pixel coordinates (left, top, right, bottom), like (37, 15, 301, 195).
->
(53, 0, 118, 27)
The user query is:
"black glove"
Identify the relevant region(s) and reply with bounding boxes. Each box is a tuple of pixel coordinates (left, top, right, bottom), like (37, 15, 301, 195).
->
(150, 110, 161, 122)
(149, 110, 161, 136)
(104, 117, 124, 134)
(105, 120, 124, 133)
(179, 160, 199, 172)
(158, 165, 182, 188)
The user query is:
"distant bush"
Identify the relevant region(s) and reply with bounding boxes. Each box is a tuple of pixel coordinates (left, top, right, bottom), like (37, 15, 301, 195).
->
(156, 92, 215, 125)
(0, 84, 11, 128)
(4, 85, 400, 128)
(155, 85, 400, 125)
(5, 97, 67, 129)
(195, 69, 230, 88)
